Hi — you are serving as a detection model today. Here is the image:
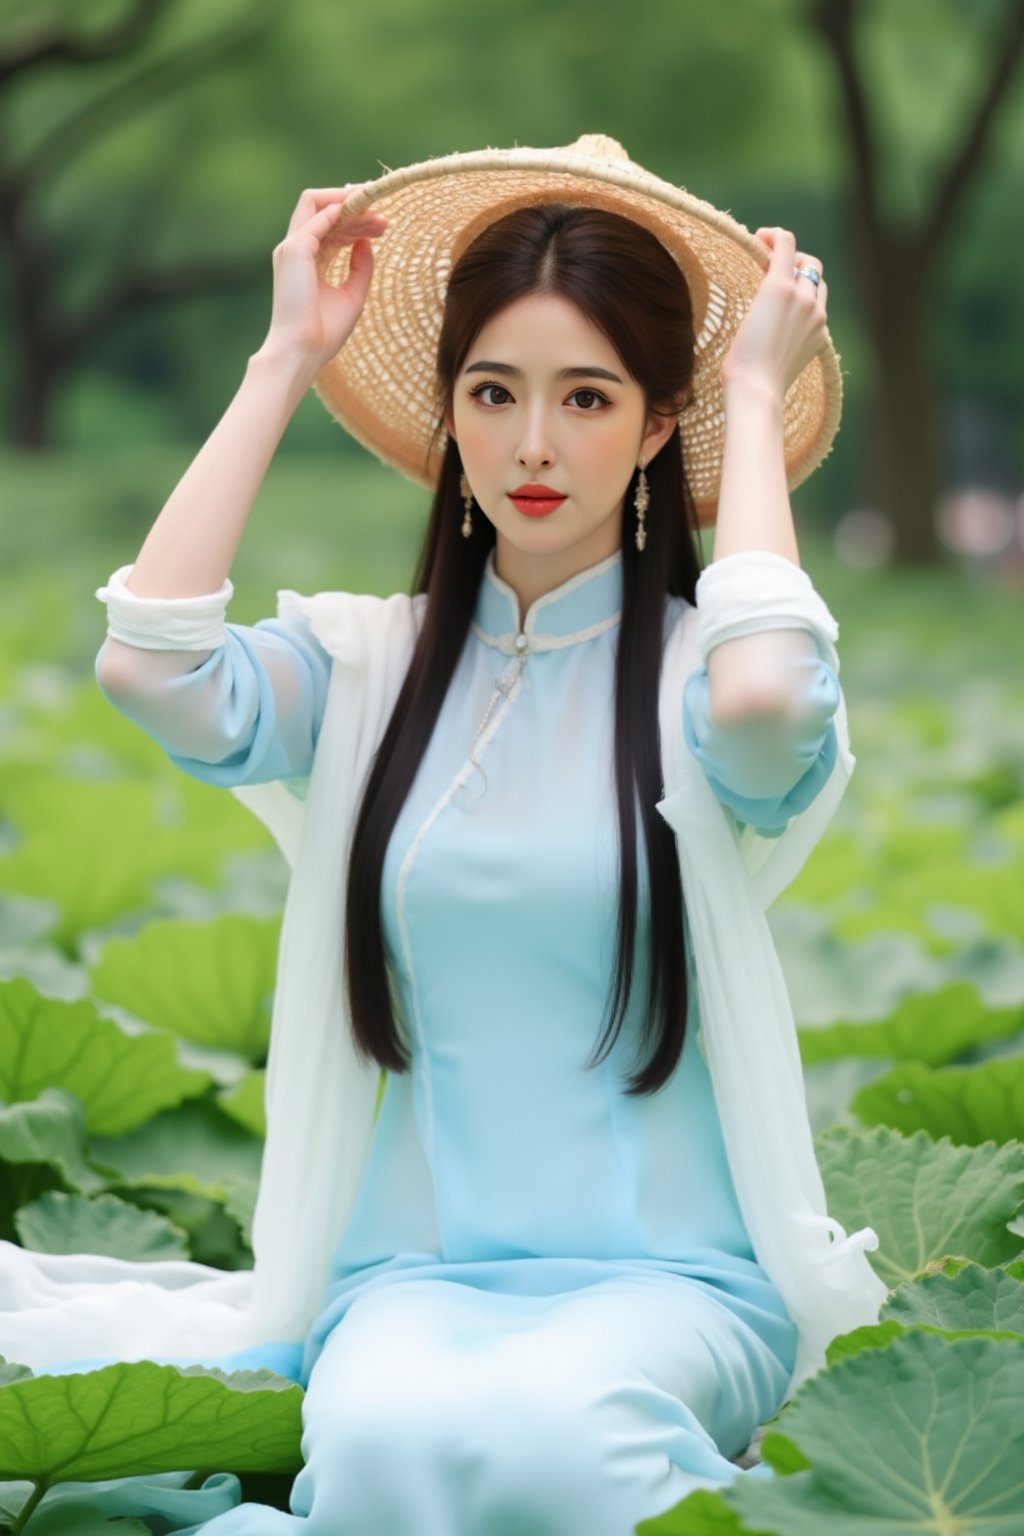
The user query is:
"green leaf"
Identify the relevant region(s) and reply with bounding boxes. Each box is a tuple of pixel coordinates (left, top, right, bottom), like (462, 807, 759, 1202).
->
(827, 1262, 1024, 1365)
(635, 1485, 762, 1533)
(852, 1055, 1024, 1145)
(217, 1069, 266, 1137)
(0, 978, 210, 1136)
(835, 860, 1024, 949)
(0, 758, 275, 943)
(815, 1126, 1024, 1287)
(0, 1361, 302, 1484)
(88, 1100, 263, 1201)
(886, 1261, 1024, 1334)
(0, 772, 182, 951)
(825, 1318, 908, 1366)
(87, 915, 279, 1059)
(87, 1099, 262, 1257)
(0, 1092, 106, 1197)
(14, 1191, 189, 1261)
(797, 980, 1024, 1067)
(727, 1333, 1024, 1533)
(783, 828, 875, 907)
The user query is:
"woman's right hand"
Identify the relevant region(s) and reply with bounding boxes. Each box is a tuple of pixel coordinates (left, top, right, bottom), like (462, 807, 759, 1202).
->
(260, 185, 388, 376)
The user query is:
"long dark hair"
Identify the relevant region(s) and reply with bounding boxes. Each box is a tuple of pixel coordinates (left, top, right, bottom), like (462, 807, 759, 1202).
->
(345, 202, 705, 1096)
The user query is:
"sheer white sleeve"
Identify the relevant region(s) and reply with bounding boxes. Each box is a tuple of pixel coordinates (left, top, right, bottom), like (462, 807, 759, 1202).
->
(680, 551, 843, 836)
(94, 565, 331, 790)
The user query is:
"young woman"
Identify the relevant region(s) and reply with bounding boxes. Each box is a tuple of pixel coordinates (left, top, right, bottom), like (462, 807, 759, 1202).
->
(6, 138, 886, 1534)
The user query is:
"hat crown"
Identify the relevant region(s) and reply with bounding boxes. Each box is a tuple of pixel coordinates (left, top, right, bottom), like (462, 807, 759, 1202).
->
(569, 133, 630, 165)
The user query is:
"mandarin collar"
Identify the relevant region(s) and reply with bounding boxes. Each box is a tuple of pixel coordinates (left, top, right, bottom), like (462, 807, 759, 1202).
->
(471, 548, 623, 655)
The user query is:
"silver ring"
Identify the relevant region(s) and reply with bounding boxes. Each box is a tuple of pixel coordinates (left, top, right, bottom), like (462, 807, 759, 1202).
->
(793, 264, 822, 289)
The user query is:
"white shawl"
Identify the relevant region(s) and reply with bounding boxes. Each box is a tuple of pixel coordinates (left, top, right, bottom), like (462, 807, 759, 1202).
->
(0, 551, 886, 1403)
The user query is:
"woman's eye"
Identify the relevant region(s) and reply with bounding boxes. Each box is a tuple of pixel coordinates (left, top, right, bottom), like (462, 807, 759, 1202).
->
(471, 383, 511, 407)
(469, 383, 609, 410)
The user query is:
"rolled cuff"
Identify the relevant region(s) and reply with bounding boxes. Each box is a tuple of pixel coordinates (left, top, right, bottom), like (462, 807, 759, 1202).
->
(694, 550, 840, 674)
(95, 564, 234, 651)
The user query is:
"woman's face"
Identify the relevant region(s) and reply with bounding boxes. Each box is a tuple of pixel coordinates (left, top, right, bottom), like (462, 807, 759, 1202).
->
(446, 292, 676, 598)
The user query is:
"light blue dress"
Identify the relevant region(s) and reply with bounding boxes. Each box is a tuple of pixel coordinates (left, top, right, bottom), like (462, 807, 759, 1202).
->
(32, 548, 840, 1535)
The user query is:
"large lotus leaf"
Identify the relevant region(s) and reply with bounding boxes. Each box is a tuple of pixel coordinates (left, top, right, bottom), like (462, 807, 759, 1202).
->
(222, 1176, 257, 1249)
(87, 914, 278, 1058)
(0, 769, 270, 949)
(14, 1190, 189, 1261)
(815, 1126, 1024, 1287)
(0, 1091, 106, 1197)
(0, 770, 171, 947)
(851, 1055, 1024, 1146)
(827, 1262, 1024, 1365)
(884, 1261, 1024, 1333)
(217, 1070, 266, 1137)
(720, 1333, 1024, 1534)
(108, 1185, 252, 1273)
(0, 1360, 302, 1485)
(88, 1099, 263, 1239)
(0, 977, 210, 1135)
(798, 980, 1023, 1067)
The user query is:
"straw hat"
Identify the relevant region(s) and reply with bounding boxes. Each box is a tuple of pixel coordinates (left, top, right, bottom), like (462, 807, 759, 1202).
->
(312, 133, 842, 525)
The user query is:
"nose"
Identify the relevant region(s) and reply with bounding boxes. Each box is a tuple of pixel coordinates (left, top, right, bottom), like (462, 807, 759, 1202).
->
(515, 403, 556, 469)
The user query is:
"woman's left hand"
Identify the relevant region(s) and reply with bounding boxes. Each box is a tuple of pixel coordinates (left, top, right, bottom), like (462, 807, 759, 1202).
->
(720, 227, 829, 401)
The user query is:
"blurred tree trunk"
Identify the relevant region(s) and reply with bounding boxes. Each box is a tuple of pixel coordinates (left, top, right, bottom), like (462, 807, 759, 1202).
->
(809, 0, 1024, 564)
(0, 0, 278, 450)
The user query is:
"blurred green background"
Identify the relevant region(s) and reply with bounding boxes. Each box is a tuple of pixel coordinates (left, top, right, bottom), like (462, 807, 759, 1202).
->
(1, 0, 1022, 1024)
(0, 12, 1022, 1524)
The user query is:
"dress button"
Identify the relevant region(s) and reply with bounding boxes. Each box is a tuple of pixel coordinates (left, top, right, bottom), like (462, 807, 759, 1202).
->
(514, 632, 529, 653)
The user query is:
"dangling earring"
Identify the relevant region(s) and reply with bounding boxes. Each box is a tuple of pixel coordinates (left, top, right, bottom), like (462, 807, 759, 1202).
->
(634, 462, 649, 552)
(459, 472, 474, 538)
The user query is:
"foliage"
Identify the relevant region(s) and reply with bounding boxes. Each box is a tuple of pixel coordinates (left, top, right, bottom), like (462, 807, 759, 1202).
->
(1, 515, 1022, 1528)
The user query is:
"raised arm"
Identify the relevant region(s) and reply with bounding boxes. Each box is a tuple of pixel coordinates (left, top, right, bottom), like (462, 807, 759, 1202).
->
(94, 184, 387, 786)
(681, 224, 841, 834)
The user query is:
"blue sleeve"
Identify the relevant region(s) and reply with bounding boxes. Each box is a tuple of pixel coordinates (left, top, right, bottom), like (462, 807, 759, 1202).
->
(95, 613, 331, 792)
(681, 654, 840, 839)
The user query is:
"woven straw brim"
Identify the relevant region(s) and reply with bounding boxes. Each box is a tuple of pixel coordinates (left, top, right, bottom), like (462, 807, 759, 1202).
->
(312, 137, 842, 525)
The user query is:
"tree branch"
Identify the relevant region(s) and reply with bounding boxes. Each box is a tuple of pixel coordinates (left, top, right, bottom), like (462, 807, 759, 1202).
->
(807, 0, 887, 254)
(13, 0, 280, 195)
(921, 0, 1024, 261)
(0, 0, 171, 91)
(62, 255, 270, 361)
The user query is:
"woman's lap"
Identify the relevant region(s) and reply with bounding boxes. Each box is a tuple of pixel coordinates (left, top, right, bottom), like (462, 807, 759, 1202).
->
(20, 1270, 796, 1535)
(281, 1269, 795, 1535)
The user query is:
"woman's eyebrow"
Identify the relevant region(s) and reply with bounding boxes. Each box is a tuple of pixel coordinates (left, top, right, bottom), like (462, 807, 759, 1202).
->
(464, 360, 624, 383)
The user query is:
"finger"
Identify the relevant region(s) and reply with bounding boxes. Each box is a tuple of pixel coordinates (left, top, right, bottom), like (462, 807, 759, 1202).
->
(286, 184, 368, 237)
(295, 204, 386, 255)
(794, 251, 824, 279)
(308, 200, 385, 232)
(763, 228, 797, 276)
